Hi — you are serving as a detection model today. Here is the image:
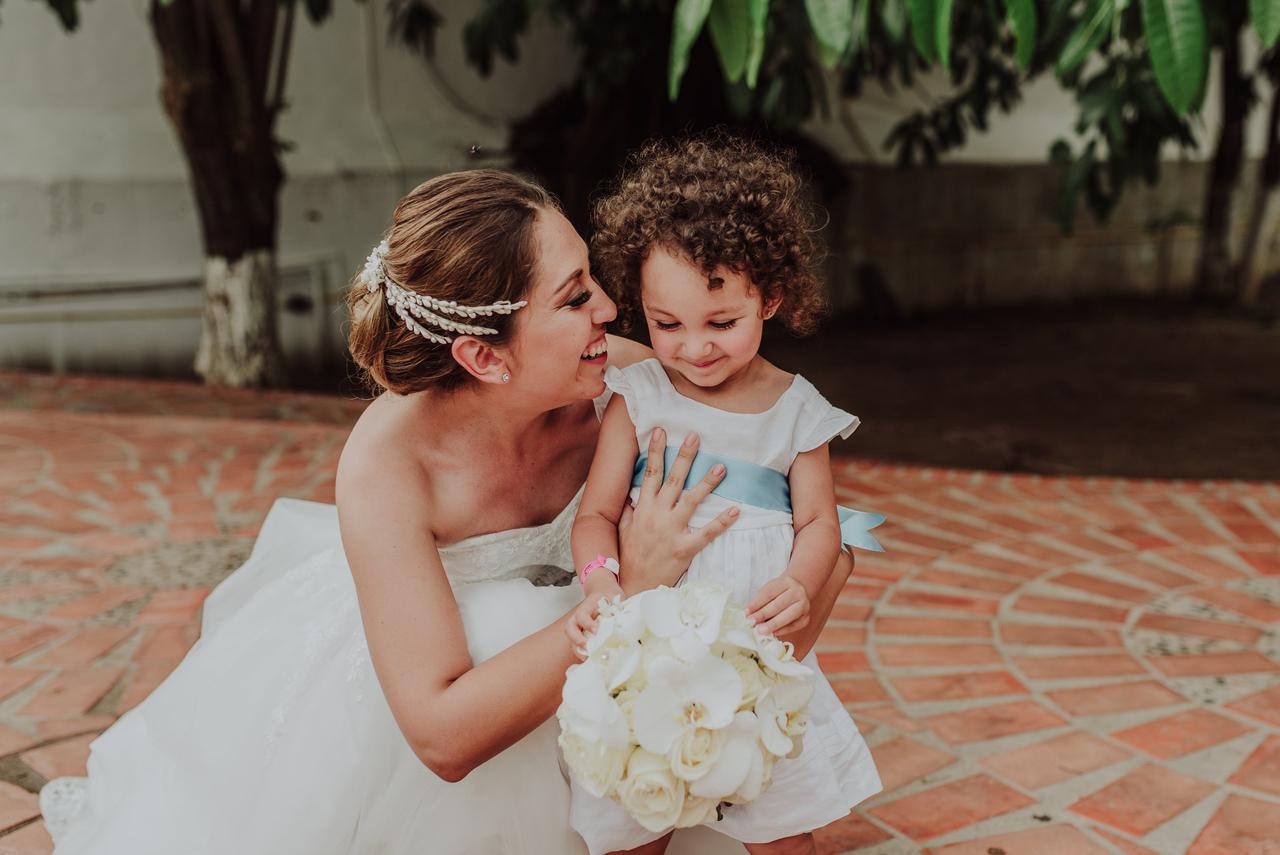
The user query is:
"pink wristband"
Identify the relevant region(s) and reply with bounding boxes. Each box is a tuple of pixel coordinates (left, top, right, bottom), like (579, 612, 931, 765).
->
(580, 554, 620, 586)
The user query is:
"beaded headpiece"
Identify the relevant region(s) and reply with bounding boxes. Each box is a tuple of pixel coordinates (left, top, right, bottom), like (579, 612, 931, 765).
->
(359, 240, 528, 345)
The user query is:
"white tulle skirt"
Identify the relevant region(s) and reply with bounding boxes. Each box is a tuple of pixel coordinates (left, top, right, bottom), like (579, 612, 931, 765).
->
(40, 499, 745, 855)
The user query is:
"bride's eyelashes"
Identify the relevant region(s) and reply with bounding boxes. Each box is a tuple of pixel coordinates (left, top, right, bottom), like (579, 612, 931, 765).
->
(565, 290, 592, 309)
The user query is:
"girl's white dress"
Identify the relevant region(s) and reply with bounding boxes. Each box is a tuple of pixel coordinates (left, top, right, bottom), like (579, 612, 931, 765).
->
(568, 359, 883, 853)
(39, 485, 745, 853)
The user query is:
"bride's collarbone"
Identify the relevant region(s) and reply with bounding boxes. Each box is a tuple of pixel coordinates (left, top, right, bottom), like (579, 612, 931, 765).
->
(424, 451, 593, 541)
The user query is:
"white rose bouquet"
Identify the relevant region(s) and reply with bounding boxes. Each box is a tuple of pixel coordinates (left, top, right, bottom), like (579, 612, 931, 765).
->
(557, 583, 814, 833)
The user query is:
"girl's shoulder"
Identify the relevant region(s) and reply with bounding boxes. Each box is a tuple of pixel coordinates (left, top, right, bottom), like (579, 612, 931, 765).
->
(783, 374, 861, 454)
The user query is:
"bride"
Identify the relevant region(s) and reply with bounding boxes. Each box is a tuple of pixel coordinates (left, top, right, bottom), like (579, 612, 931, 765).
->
(38, 168, 854, 854)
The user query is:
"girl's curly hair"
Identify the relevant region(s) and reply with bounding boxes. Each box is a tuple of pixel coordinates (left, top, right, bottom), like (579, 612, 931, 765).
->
(592, 133, 827, 335)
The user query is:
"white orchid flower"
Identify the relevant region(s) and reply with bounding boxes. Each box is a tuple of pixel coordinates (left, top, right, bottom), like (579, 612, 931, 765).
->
(632, 654, 742, 755)
(754, 631, 812, 678)
(755, 678, 814, 758)
(558, 659, 629, 748)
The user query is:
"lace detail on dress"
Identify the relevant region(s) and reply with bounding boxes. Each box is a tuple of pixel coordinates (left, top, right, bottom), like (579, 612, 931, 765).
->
(437, 487, 581, 584)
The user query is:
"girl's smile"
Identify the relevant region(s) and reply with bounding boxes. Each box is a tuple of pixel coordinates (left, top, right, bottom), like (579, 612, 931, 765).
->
(639, 244, 775, 392)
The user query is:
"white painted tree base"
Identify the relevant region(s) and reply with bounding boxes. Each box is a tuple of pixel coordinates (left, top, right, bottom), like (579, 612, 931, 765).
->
(194, 250, 285, 387)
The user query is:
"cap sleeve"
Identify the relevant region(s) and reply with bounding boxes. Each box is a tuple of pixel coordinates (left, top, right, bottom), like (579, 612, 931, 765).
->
(794, 378, 860, 454)
(603, 358, 661, 426)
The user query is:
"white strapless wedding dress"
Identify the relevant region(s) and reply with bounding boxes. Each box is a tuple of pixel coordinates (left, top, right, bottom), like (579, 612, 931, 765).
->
(39, 493, 744, 854)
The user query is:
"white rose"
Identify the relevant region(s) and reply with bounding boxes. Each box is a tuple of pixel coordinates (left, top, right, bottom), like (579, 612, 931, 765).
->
(669, 726, 725, 782)
(559, 732, 629, 799)
(728, 653, 768, 707)
(675, 795, 718, 829)
(616, 749, 687, 832)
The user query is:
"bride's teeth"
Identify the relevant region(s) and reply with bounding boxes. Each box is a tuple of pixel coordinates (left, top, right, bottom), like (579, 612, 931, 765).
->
(580, 341, 607, 359)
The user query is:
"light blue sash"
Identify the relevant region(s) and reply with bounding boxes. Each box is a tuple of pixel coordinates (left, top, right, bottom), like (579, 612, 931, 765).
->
(632, 448, 886, 552)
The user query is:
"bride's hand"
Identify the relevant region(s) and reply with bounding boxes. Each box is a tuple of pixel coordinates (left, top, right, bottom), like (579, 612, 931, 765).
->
(617, 428, 738, 594)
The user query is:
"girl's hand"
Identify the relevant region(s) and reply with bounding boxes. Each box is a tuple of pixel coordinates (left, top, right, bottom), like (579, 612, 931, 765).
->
(746, 575, 811, 637)
(564, 598, 599, 660)
(564, 578, 623, 659)
(617, 429, 738, 594)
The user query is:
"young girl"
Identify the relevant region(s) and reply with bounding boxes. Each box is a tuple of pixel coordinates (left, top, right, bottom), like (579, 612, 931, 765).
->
(566, 136, 884, 855)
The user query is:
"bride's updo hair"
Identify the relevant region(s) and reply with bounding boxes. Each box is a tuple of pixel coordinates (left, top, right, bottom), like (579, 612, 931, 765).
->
(347, 170, 559, 395)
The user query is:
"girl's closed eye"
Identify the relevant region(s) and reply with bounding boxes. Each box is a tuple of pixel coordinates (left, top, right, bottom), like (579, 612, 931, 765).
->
(565, 290, 592, 309)
(710, 319, 739, 330)
(653, 319, 680, 331)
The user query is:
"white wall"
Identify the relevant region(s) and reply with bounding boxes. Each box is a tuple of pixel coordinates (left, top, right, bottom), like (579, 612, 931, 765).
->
(0, 5, 1273, 377)
(0, 0, 575, 281)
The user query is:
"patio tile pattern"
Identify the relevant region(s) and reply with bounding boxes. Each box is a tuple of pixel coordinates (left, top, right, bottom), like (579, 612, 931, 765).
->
(1, 371, 1278, 853)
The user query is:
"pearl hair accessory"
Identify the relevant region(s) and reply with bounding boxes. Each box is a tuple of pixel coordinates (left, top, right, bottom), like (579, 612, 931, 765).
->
(360, 240, 527, 345)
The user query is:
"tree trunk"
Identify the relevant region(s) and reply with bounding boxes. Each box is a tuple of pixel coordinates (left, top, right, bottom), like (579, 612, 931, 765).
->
(1238, 78, 1280, 307)
(194, 250, 285, 386)
(150, 0, 287, 387)
(1194, 22, 1249, 302)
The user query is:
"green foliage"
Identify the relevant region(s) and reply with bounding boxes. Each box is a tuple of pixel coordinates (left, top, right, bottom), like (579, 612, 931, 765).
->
(669, 0, 713, 99)
(709, 0, 751, 81)
(464, 0, 530, 76)
(934, 0, 954, 70)
(36, 0, 82, 30)
(1056, 0, 1115, 76)
(1139, 0, 1207, 114)
(805, 0, 854, 66)
(907, 0, 938, 61)
(1049, 51, 1197, 229)
(1251, 0, 1280, 47)
(1005, 0, 1037, 70)
(387, 0, 444, 56)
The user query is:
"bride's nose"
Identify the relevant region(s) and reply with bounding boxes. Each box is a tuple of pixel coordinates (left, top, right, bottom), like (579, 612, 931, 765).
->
(591, 282, 617, 325)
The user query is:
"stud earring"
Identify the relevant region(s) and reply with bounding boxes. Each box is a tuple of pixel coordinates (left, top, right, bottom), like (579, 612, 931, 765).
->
(501, 372, 511, 383)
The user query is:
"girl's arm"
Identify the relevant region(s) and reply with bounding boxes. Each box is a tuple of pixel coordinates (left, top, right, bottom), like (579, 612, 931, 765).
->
(746, 443, 842, 635)
(570, 395, 638, 606)
(782, 548, 854, 660)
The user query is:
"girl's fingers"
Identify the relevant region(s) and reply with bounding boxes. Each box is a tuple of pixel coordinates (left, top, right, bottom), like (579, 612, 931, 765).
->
(758, 603, 805, 636)
(773, 613, 810, 638)
(637, 428, 667, 502)
(748, 593, 790, 625)
(746, 579, 784, 615)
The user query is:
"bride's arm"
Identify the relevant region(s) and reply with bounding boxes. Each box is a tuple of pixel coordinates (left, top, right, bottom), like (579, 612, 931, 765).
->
(337, 458, 576, 783)
(335, 426, 739, 783)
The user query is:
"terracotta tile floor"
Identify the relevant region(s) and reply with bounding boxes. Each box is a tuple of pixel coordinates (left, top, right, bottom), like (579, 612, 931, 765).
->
(1, 371, 1279, 853)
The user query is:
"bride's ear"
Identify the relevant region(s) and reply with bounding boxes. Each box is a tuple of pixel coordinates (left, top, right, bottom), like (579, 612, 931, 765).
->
(451, 337, 509, 385)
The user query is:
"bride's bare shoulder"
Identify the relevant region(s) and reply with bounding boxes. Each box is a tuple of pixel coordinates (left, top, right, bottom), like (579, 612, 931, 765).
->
(606, 334, 652, 369)
(337, 395, 432, 519)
